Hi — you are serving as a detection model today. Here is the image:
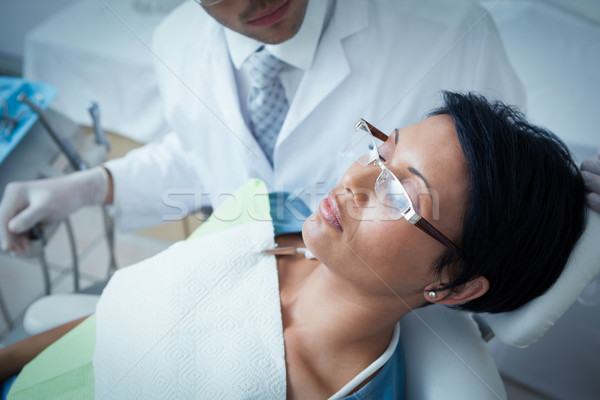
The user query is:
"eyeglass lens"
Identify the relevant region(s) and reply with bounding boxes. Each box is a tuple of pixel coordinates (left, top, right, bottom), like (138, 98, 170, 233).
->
(351, 123, 382, 166)
(351, 122, 413, 220)
(375, 170, 412, 220)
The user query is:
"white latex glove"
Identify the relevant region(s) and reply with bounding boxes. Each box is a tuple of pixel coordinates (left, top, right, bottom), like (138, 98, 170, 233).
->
(582, 148, 600, 213)
(0, 167, 109, 256)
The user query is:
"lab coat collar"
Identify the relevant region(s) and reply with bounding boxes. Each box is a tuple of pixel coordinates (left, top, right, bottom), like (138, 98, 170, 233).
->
(203, 26, 272, 174)
(225, 0, 333, 70)
(277, 0, 369, 141)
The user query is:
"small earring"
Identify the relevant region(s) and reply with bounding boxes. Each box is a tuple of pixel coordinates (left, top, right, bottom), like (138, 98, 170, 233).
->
(428, 291, 436, 299)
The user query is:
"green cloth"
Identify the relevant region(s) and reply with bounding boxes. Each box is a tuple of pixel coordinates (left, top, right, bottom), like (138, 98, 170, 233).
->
(8, 316, 96, 400)
(187, 179, 270, 239)
(8, 179, 270, 399)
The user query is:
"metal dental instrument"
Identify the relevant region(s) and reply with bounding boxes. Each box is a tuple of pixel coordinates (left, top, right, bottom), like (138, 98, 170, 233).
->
(18, 92, 88, 171)
(17, 93, 118, 288)
(263, 246, 316, 259)
(87, 101, 116, 276)
(17, 93, 88, 291)
(84, 101, 118, 278)
(0, 97, 23, 140)
(87, 101, 110, 151)
(0, 115, 18, 140)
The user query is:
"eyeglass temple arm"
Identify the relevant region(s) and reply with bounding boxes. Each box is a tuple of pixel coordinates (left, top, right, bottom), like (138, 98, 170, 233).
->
(362, 120, 389, 142)
(414, 218, 461, 256)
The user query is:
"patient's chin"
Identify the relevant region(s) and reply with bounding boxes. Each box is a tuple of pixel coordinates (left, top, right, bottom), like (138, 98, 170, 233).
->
(301, 214, 328, 261)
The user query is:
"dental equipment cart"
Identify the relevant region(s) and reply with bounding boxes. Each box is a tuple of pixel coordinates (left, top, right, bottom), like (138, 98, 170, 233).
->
(0, 76, 115, 331)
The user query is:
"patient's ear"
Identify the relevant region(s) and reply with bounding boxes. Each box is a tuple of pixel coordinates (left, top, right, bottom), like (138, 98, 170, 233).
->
(424, 276, 489, 305)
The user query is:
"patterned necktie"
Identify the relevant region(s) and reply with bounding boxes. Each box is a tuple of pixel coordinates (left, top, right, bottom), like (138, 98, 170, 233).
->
(246, 47, 289, 165)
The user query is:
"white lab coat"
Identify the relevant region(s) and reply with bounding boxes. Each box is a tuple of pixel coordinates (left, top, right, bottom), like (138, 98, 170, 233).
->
(106, 0, 525, 231)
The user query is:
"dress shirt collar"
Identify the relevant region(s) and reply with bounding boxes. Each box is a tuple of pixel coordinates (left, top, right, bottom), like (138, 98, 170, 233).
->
(225, 0, 334, 70)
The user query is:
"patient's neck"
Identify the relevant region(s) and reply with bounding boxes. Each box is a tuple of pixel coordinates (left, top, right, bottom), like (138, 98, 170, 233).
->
(289, 267, 405, 345)
(275, 234, 411, 397)
(274, 233, 408, 346)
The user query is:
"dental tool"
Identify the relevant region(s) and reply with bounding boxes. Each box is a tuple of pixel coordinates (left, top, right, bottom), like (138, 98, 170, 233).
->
(0, 97, 26, 141)
(263, 246, 316, 259)
(17, 92, 118, 286)
(87, 101, 110, 151)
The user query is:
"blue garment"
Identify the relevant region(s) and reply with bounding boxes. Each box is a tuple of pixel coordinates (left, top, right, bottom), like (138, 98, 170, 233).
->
(342, 339, 405, 399)
(1, 375, 17, 400)
(269, 192, 312, 236)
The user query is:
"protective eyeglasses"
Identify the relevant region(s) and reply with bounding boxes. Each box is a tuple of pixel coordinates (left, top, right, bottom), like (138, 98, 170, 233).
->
(351, 119, 461, 256)
(193, 0, 225, 6)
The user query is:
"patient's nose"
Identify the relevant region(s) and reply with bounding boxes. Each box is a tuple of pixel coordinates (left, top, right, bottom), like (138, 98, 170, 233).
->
(340, 162, 380, 207)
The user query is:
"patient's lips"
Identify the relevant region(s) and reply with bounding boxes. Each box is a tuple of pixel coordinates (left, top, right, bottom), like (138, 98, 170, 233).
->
(319, 191, 343, 232)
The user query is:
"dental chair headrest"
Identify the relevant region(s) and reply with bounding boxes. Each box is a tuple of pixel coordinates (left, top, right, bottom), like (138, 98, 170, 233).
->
(480, 209, 600, 348)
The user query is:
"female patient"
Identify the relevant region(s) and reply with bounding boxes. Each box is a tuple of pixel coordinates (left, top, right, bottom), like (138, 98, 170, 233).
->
(0, 92, 587, 399)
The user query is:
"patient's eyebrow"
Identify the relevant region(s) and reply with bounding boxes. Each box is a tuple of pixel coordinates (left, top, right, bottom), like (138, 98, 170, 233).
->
(408, 166, 431, 189)
(394, 129, 399, 144)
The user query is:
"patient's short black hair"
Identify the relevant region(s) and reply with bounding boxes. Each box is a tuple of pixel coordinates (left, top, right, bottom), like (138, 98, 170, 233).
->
(430, 91, 586, 313)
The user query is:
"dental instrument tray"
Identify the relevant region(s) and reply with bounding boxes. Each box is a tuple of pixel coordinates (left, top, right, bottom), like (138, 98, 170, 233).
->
(0, 76, 56, 164)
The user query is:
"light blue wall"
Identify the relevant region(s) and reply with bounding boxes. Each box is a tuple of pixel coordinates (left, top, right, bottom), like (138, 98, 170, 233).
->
(0, 0, 77, 59)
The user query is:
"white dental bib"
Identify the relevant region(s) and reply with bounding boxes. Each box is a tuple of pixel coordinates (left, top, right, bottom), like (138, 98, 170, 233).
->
(93, 218, 286, 399)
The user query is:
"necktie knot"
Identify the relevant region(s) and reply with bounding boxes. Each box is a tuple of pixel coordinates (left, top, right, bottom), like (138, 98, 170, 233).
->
(246, 47, 286, 88)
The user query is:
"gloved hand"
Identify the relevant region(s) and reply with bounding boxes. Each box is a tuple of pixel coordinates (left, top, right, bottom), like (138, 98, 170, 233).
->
(582, 148, 600, 213)
(0, 167, 110, 256)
